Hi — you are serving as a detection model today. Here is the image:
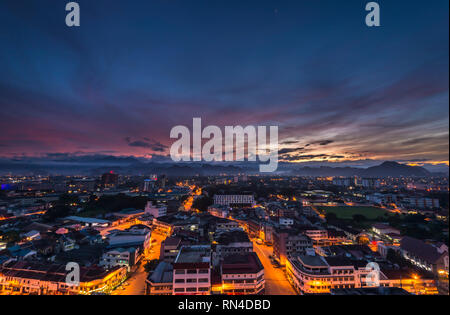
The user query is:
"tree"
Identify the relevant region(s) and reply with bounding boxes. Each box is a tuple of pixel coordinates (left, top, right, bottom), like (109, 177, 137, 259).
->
(325, 212, 338, 222)
(2, 231, 21, 245)
(43, 204, 72, 222)
(80, 194, 149, 217)
(58, 193, 80, 206)
(192, 196, 213, 212)
(352, 214, 367, 223)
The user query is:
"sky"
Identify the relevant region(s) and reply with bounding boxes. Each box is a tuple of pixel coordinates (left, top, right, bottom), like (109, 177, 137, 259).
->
(0, 0, 448, 169)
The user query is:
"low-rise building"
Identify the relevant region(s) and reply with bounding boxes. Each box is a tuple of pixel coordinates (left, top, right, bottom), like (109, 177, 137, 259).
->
(145, 261, 173, 295)
(145, 202, 167, 218)
(372, 223, 401, 237)
(214, 230, 253, 261)
(99, 247, 139, 271)
(107, 229, 151, 252)
(160, 236, 187, 263)
(273, 229, 313, 266)
(286, 254, 438, 295)
(172, 245, 211, 295)
(400, 236, 449, 276)
(208, 205, 230, 219)
(0, 260, 126, 295)
(213, 195, 255, 207)
(218, 253, 265, 295)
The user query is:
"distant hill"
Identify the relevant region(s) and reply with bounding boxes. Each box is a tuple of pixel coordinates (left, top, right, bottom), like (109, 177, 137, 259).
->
(361, 161, 431, 177)
(293, 161, 432, 178)
(0, 156, 439, 177)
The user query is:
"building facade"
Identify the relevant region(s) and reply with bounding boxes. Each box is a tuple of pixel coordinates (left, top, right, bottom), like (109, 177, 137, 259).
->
(0, 261, 126, 295)
(213, 195, 255, 206)
(172, 246, 212, 295)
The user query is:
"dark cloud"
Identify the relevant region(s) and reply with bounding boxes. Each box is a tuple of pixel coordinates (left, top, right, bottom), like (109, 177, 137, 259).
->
(0, 1, 447, 166)
(128, 141, 152, 148)
(278, 147, 305, 155)
(308, 140, 335, 146)
(281, 140, 299, 145)
(126, 138, 168, 152)
(280, 153, 345, 162)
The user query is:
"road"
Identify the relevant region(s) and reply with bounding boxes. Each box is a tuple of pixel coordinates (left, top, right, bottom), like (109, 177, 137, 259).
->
(109, 229, 296, 295)
(98, 220, 144, 236)
(112, 232, 166, 295)
(252, 241, 297, 295)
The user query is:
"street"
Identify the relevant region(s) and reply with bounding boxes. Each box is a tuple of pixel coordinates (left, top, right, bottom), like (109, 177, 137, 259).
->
(252, 241, 297, 295)
(112, 232, 166, 295)
(109, 229, 297, 295)
(112, 264, 148, 295)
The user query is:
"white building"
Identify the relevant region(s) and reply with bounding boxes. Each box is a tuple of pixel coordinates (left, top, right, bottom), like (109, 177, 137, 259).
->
(99, 247, 139, 271)
(213, 195, 255, 206)
(372, 223, 401, 237)
(145, 202, 167, 218)
(361, 178, 381, 189)
(305, 229, 328, 242)
(208, 205, 230, 218)
(402, 197, 440, 209)
(286, 253, 438, 295)
(172, 246, 211, 295)
(107, 229, 151, 252)
(218, 253, 265, 295)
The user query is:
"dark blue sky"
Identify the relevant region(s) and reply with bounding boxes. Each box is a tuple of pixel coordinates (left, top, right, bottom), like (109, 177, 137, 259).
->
(0, 0, 448, 168)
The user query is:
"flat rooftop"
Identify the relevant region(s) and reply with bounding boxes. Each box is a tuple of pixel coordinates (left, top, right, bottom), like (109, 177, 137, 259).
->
(0, 260, 120, 283)
(175, 245, 211, 264)
(296, 254, 328, 268)
(215, 230, 250, 245)
(65, 216, 110, 224)
(148, 261, 173, 284)
(222, 252, 264, 275)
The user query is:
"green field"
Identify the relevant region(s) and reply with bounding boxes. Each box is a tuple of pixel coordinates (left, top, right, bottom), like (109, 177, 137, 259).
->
(318, 206, 389, 220)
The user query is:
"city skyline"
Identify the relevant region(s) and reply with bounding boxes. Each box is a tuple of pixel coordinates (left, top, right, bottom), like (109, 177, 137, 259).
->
(0, 0, 448, 170)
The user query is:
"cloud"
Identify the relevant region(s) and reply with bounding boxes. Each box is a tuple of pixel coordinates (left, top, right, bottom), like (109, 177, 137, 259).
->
(0, 1, 447, 166)
(279, 153, 346, 162)
(281, 140, 299, 145)
(308, 140, 334, 146)
(125, 138, 168, 152)
(278, 147, 305, 155)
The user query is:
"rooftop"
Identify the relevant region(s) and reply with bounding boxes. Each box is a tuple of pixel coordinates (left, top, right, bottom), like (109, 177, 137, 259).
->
(400, 236, 445, 264)
(296, 254, 328, 268)
(148, 261, 173, 284)
(175, 245, 211, 264)
(221, 253, 264, 275)
(331, 287, 411, 295)
(163, 236, 182, 247)
(64, 216, 110, 224)
(0, 260, 121, 283)
(215, 230, 250, 245)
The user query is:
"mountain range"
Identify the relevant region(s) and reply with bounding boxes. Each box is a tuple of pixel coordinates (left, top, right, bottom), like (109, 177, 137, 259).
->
(0, 155, 445, 177)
